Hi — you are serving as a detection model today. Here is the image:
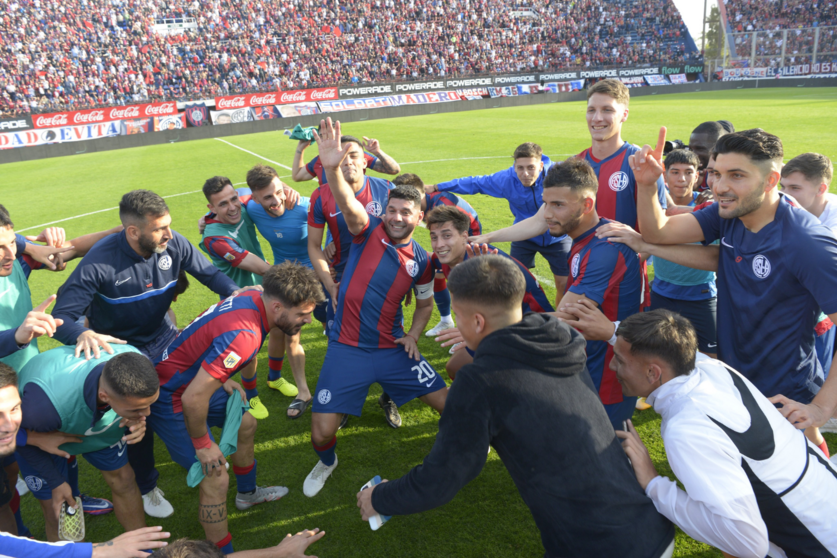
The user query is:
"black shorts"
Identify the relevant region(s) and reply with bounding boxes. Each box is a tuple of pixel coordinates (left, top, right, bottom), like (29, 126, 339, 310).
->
(649, 291, 718, 353)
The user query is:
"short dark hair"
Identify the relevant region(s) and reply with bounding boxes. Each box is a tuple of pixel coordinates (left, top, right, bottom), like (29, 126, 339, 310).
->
(0, 205, 13, 229)
(340, 134, 363, 149)
(102, 352, 160, 399)
(448, 255, 524, 311)
(119, 190, 169, 226)
(544, 157, 598, 197)
(150, 538, 223, 558)
(513, 142, 543, 160)
(246, 164, 279, 192)
(616, 310, 698, 377)
(781, 152, 833, 186)
(426, 206, 470, 234)
(0, 362, 18, 391)
(263, 261, 326, 308)
(664, 149, 700, 170)
(388, 185, 422, 208)
(691, 121, 726, 140)
(393, 173, 424, 190)
(202, 176, 233, 202)
(712, 129, 783, 165)
(717, 120, 735, 133)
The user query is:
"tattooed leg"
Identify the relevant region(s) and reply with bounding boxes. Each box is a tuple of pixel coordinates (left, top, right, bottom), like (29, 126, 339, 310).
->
(199, 472, 230, 542)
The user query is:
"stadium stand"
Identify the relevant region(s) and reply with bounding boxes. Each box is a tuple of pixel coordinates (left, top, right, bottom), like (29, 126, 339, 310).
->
(0, 0, 699, 117)
(725, 0, 837, 32)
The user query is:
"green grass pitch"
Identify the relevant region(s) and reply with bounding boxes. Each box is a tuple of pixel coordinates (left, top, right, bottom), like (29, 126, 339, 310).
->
(5, 87, 837, 557)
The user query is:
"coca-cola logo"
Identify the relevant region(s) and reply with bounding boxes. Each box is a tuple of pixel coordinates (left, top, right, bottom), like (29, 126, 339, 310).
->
(108, 106, 140, 119)
(144, 103, 176, 116)
(310, 88, 337, 100)
(280, 91, 307, 103)
(249, 94, 276, 105)
(35, 114, 68, 127)
(73, 110, 105, 124)
(217, 97, 246, 110)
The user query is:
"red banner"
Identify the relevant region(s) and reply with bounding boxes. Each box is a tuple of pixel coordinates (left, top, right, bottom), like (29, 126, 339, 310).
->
(32, 102, 178, 129)
(214, 88, 338, 110)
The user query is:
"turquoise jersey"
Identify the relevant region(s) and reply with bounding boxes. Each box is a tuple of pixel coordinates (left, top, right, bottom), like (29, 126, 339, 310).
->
(242, 189, 312, 267)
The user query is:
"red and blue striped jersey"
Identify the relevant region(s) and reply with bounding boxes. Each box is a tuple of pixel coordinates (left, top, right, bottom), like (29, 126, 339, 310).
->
(567, 219, 642, 407)
(431, 247, 554, 313)
(153, 291, 269, 413)
(305, 152, 378, 186)
(425, 191, 482, 236)
(579, 143, 668, 230)
(331, 216, 434, 349)
(308, 176, 394, 279)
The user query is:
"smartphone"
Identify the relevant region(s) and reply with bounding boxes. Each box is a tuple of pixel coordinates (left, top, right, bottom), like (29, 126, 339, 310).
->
(360, 475, 392, 530)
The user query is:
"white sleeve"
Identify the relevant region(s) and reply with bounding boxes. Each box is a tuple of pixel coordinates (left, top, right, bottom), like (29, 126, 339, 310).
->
(415, 280, 433, 300)
(648, 418, 770, 558)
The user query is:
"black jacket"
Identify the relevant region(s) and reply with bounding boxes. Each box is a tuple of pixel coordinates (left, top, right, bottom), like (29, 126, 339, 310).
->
(372, 313, 674, 557)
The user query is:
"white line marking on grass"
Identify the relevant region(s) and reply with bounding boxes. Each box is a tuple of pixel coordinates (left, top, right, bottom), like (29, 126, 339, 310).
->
(214, 138, 292, 170)
(399, 154, 576, 165)
(533, 273, 555, 288)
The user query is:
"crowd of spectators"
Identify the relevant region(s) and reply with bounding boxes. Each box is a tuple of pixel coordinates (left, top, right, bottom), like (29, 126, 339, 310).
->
(0, 0, 699, 118)
(726, 0, 837, 33)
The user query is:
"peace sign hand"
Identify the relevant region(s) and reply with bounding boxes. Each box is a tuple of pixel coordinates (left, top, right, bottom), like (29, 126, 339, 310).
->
(629, 126, 666, 189)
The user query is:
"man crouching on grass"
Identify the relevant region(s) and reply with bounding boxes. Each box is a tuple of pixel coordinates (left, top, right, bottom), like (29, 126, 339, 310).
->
(356, 255, 675, 558)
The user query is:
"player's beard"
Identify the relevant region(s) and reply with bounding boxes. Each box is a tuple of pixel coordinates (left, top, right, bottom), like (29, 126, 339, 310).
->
(274, 312, 303, 336)
(547, 208, 584, 237)
(717, 184, 764, 220)
(138, 233, 167, 256)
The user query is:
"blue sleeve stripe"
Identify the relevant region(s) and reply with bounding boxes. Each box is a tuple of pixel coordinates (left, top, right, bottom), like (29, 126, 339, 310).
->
(96, 280, 178, 304)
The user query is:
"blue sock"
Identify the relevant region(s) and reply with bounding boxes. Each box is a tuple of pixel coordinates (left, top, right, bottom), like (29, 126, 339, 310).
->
(313, 436, 337, 466)
(268, 357, 284, 382)
(215, 533, 234, 555)
(242, 374, 258, 400)
(233, 459, 257, 494)
(434, 289, 451, 318)
(67, 456, 80, 497)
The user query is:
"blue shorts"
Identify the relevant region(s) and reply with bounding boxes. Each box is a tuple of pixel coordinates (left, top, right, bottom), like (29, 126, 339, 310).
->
(510, 237, 572, 276)
(138, 317, 178, 362)
(15, 441, 128, 501)
(313, 342, 447, 416)
(649, 291, 717, 353)
(149, 387, 241, 471)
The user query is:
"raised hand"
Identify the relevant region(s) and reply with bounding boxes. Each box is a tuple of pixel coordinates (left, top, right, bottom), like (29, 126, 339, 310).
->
(362, 136, 380, 153)
(629, 126, 666, 188)
(594, 222, 648, 254)
(614, 419, 659, 490)
(464, 242, 499, 258)
(15, 294, 64, 345)
(311, 118, 350, 171)
(26, 227, 66, 248)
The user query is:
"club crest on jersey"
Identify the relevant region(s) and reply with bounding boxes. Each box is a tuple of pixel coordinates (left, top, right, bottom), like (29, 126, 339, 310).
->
(223, 253, 236, 262)
(317, 389, 332, 405)
(25, 475, 44, 492)
(158, 255, 172, 270)
(608, 171, 630, 192)
(405, 259, 419, 277)
(365, 201, 383, 216)
(571, 253, 581, 278)
(223, 351, 242, 369)
(752, 254, 771, 278)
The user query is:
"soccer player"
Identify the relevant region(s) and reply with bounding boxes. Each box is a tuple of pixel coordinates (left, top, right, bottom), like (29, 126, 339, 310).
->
(306, 132, 401, 428)
(357, 256, 675, 558)
(392, 173, 483, 337)
(150, 262, 325, 554)
(52, 190, 250, 518)
(425, 142, 571, 298)
(292, 135, 400, 186)
(303, 118, 448, 497)
(689, 121, 729, 190)
(620, 127, 837, 460)
(425, 205, 553, 378)
(613, 310, 837, 557)
(15, 348, 158, 541)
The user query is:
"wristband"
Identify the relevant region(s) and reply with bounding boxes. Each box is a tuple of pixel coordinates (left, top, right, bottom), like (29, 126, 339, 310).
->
(406, 333, 418, 343)
(608, 321, 620, 346)
(191, 432, 212, 450)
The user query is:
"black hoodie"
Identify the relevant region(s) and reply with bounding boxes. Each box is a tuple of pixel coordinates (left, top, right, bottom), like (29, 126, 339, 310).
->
(372, 313, 674, 557)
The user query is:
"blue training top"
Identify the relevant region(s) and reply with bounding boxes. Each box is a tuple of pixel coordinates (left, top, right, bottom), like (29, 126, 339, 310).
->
(239, 187, 312, 267)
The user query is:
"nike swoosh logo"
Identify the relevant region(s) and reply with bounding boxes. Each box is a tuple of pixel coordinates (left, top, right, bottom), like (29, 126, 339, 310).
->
(381, 239, 393, 248)
(115, 278, 130, 286)
(0, 287, 12, 298)
(83, 501, 112, 509)
(707, 343, 717, 348)
(228, 219, 245, 239)
(84, 419, 120, 436)
(720, 237, 734, 248)
(330, 211, 342, 217)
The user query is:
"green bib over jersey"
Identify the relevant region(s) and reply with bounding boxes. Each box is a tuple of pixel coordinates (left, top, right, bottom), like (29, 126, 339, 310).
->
(0, 259, 39, 372)
(18, 345, 142, 455)
(200, 210, 265, 288)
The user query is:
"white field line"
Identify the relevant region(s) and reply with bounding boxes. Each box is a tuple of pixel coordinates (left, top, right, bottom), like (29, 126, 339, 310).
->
(533, 273, 556, 288)
(214, 138, 292, 170)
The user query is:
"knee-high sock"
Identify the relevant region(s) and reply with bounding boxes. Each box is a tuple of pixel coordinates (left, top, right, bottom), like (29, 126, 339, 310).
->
(313, 436, 337, 466)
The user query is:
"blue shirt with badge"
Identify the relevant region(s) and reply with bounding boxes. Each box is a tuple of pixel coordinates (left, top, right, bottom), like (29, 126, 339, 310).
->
(693, 194, 837, 403)
(239, 187, 312, 267)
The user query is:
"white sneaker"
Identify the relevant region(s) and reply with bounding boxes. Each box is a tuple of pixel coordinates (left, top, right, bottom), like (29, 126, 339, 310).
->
(303, 456, 338, 497)
(16, 475, 28, 496)
(426, 317, 455, 337)
(142, 487, 174, 518)
(821, 418, 837, 434)
(235, 485, 289, 510)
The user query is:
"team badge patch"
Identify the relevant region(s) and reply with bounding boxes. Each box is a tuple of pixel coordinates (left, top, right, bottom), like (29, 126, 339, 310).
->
(608, 171, 630, 192)
(25, 475, 44, 492)
(223, 352, 242, 369)
(158, 255, 172, 270)
(405, 259, 419, 277)
(223, 253, 236, 262)
(571, 253, 581, 278)
(752, 255, 771, 278)
(317, 389, 332, 405)
(365, 201, 383, 216)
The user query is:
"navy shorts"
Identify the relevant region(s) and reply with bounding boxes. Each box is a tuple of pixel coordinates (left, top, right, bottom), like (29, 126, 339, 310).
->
(149, 387, 242, 471)
(510, 237, 572, 276)
(313, 342, 447, 416)
(649, 291, 717, 353)
(16, 441, 129, 501)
